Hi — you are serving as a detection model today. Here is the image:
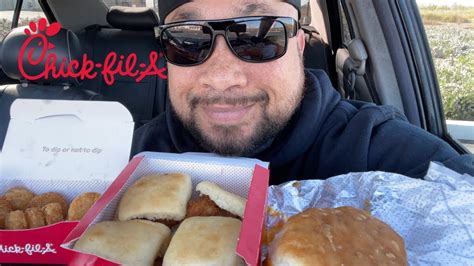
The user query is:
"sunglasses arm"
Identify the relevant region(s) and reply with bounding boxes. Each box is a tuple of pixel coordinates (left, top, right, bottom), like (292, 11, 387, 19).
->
(154, 27, 161, 39)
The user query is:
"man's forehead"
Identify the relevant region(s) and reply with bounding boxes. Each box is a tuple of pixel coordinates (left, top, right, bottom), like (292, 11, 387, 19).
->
(166, 0, 296, 23)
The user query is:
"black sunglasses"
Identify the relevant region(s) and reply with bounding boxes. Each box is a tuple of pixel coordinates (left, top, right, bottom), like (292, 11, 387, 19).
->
(155, 16, 300, 66)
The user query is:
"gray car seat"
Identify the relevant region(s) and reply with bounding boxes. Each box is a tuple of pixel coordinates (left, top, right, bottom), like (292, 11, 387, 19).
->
(78, 6, 167, 129)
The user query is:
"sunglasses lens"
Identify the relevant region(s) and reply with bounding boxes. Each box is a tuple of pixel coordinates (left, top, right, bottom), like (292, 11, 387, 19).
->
(161, 25, 212, 65)
(227, 19, 287, 61)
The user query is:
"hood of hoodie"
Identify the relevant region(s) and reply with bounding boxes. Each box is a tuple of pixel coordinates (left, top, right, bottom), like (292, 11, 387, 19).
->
(166, 69, 341, 166)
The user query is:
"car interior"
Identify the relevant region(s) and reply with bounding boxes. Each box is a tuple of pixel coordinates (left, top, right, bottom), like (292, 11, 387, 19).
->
(0, 0, 466, 154)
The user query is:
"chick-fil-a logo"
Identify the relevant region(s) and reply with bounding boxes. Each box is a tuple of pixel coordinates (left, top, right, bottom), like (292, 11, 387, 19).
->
(19, 18, 167, 85)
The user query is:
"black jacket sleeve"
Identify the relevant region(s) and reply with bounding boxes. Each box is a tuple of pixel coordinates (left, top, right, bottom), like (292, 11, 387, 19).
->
(368, 119, 474, 178)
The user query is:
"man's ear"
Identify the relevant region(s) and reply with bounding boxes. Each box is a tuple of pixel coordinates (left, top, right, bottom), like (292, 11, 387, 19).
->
(296, 29, 306, 53)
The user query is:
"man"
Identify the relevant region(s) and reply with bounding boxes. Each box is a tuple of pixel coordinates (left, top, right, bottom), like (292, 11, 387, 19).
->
(132, 0, 474, 184)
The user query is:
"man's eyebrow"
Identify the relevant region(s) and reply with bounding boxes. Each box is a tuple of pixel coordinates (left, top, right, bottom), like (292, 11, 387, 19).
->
(239, 3, 276, 15)
(168, 11, 201, 22)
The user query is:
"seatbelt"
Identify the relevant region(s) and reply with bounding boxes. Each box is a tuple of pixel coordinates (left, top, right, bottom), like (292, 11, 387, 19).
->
(344, 38, 368, 99)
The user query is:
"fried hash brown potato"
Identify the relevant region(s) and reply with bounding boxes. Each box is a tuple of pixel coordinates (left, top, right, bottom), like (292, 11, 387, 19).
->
(68, 192, 101, 221)
(42, 202, 64, 225)
(28, 192, 68, 217)
(5, 210, 27, 229)
(186, 195, 240, 219)
(5, 187, 35, 210)
(0, 198, 14, 229)
(25, 207, 46, 228)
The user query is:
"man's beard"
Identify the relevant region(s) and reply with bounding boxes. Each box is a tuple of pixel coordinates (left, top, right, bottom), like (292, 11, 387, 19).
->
(172, 97, 285, 156)
(172, 56, 305, 157)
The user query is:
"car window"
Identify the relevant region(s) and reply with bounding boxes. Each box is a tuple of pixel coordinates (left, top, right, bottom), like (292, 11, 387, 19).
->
(0, 0, 46, 40)
(103, 0, 157, 10)
(418, 2, 474, 153)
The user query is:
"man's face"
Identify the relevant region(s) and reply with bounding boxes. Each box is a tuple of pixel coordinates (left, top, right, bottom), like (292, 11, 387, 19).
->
(165, 0, 306, 156)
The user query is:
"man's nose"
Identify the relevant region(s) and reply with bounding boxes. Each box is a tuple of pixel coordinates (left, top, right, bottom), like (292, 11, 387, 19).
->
(197, 36, 248, 91)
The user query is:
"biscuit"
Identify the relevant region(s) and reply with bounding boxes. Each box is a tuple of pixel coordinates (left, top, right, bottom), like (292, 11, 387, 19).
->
(266, 207, 407, 266)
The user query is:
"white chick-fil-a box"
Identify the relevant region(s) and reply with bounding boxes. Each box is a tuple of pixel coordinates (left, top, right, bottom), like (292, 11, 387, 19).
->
(0, 99, 134, 264)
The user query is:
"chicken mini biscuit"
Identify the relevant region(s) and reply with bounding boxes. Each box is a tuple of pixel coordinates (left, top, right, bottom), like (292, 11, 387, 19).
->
(117, 173, 192, 227)
(186, 181, 247, 220)
(74, 220, 171, 266)
(163, 216, 244, 266)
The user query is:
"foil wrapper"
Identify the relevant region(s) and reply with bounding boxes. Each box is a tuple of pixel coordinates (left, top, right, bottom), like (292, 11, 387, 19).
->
(265, 162, 474, 265)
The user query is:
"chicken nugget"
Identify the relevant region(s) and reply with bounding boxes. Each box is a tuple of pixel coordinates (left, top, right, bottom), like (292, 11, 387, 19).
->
(42, 202, 64, 225)
(28, 192, 68, 217)
(0, 199, 14, 229)
(5, 210, 27, 229)
(25, 207, 46, 229)
(186, 195, 240, 219)
(68, 192, 101, 221)
(5, 187, 35, 210)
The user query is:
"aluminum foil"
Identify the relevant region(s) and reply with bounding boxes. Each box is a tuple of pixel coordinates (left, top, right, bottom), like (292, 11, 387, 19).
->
(265, 162, 474, 266)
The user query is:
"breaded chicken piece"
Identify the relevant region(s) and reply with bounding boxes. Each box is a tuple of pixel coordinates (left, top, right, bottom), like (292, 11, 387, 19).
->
(5, 210, 27, 229)
(25, 207, 46, 228)
(186, 195, 240, 219)
(42, 202, 64, 225)
(0, 198, 14, 229)
(5, 187, 35, 210)
(28, 192, 68, 217)
(68, 192, 101, 221)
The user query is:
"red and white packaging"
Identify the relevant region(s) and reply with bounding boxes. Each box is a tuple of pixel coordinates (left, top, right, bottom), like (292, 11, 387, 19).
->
(62, 152, 270, 266)
(0, 99, 134, 264)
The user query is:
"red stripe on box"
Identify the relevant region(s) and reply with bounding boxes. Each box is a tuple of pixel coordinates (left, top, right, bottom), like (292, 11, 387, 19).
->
(0, 221, 78, 264)
(63, 156, 144, 244)
(237, 164, 269, 266)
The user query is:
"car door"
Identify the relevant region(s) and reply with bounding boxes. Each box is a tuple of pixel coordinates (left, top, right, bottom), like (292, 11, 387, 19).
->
(335, 0, 473, 154)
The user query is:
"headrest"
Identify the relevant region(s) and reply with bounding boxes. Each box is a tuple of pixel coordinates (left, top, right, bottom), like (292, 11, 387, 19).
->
(107, 6, 160, 30)
(0, 26, 82, 86)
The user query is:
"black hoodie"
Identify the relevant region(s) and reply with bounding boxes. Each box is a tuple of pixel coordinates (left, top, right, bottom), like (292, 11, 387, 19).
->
(132, 69, 474, 185)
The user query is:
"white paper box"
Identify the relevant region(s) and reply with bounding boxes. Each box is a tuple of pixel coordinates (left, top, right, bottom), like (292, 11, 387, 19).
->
(0, 99, 134, 264)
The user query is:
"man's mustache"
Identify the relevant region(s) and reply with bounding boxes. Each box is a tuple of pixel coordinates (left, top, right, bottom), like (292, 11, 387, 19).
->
(189, 92, 269, 107)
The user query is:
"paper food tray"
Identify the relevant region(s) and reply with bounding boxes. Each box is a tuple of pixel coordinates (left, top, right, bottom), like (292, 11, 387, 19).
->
(63, 152, 270, 266)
